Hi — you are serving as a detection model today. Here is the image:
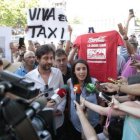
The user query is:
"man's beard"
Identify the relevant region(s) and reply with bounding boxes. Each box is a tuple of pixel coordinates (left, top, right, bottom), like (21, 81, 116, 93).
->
(42, 64, 52, 71)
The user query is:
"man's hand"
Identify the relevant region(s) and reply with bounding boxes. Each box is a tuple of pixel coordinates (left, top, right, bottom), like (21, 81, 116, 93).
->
(46, 99, 55, 107)
(54, 109, 62, 116)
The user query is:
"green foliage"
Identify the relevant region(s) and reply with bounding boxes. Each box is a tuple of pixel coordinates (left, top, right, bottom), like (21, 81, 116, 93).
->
(0, 0, 39, 28)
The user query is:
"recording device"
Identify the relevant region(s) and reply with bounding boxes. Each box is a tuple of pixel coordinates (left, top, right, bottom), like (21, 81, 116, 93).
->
(99, 92, 112, 103)
(0, 71, 56, 140)
(26, 96, 47, 118)
(129, 9, 135, 16)
(130, 55, 137, 65)
(19, 37, 25, 49)
(74, 84, 81, 104)
(0, 71, 39, 99)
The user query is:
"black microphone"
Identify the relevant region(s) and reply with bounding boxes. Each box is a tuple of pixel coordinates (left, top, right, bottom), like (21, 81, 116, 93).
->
(26, 96, 47, 118)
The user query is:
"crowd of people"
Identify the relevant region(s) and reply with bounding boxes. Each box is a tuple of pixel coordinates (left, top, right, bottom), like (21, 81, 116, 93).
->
(0, 11, 140, 140)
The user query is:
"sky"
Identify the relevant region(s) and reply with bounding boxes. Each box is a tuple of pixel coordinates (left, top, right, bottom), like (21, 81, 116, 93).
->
(66, 0, 140, 20)
(65, 0, 140, 37)
(37, 0, 140, 42)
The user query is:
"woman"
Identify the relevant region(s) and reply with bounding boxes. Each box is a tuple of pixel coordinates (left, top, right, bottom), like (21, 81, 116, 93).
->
(67, 59, 102, 139)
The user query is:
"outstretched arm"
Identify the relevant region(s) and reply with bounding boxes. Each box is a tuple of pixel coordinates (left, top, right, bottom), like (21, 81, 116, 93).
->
(118, 12, 135, 55)
(103, 83, 140, 96)
(74, 101, 98, 140)
(112, 96, 140, 118)
(80, 96, 125, 117)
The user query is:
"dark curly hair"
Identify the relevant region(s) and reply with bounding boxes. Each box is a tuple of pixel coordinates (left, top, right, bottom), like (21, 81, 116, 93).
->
(35, 44, 55, 59)
(71, 59, 92, 86)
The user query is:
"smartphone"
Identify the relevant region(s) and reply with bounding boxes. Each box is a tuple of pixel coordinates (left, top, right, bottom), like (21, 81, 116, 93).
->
(99, 92, 112, 103)
(95, 81, 107, 92)
(19, 37, 25, 48)
(129, 9, 135, 16)
(130, 55, 137, 64)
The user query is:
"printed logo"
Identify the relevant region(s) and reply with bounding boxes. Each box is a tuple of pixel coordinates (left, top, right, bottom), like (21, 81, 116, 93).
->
(88, 36, 106, 43)
(87, 48, 106, 59)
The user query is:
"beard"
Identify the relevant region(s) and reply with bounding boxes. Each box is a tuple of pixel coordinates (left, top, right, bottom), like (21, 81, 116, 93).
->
(41, 63, 52, 71)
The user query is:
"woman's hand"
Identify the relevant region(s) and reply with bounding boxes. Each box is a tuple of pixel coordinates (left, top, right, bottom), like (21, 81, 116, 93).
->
(112, 96, 120, 109)
(74, 100, 84, 116)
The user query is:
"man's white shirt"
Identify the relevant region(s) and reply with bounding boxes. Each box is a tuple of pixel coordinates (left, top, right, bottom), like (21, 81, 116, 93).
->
(25, 67, 65, 129)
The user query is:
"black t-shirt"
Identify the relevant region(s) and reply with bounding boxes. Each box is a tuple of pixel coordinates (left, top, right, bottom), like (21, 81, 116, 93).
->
(62, 66, 71, 84)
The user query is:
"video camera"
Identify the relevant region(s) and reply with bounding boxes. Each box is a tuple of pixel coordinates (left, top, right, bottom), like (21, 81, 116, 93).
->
(0, 71, 56, 140)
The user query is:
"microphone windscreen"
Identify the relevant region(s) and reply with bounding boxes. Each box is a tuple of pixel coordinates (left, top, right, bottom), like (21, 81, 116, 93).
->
(86, 83, 96, 93)
(57, 89, 67, 98)
(74, 84, 81, 94)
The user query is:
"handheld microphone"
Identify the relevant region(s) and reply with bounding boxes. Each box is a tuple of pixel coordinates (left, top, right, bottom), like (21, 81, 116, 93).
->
(86, 82, 107, 93)
(86, 83, 96, 93)
(26, 96, 47, 118)
(74, 84, 81, 104)
(51, 85, 68, 105)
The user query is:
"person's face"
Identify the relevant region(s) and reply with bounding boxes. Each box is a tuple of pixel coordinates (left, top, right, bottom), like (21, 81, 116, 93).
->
(24, 55, 36, 66)
(38, 52, 54, 71)
(55, 55, 67, 70)
(74, 63, 87, 82)
(35, 43, 41, 49)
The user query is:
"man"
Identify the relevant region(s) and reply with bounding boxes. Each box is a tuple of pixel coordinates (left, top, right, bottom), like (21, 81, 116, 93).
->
(15, 51, 36, 76)
(25, 44, 65, 139)
(54, 48, 71, 140)
(55, 48, 71, 84)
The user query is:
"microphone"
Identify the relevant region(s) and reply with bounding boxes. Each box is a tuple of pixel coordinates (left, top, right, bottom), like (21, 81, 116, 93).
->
(86, 83, 96, 93)
(26, 96, 47, 118)
(51, 85, 68, 105)
(74, 84, 81, 104)
(86, 82, 107, 93)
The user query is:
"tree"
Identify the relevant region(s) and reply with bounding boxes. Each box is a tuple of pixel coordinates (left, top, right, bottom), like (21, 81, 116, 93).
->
(0, 0, 39, 28)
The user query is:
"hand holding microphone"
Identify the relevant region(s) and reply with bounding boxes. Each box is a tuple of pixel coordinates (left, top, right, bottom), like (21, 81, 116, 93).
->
(51, 85, 68, 105)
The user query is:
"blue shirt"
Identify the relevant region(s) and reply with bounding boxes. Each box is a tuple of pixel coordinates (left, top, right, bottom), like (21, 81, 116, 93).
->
(123, 115, 140, 140)
(69, 78, 99, 132)
(15, 65, 37, 76)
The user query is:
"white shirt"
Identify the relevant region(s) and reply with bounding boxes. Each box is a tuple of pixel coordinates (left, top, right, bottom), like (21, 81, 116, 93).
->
(25, 67, 65, 129)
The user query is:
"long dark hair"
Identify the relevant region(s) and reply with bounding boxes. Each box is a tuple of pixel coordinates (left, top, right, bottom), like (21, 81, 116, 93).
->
(71, 59, 91, 86)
